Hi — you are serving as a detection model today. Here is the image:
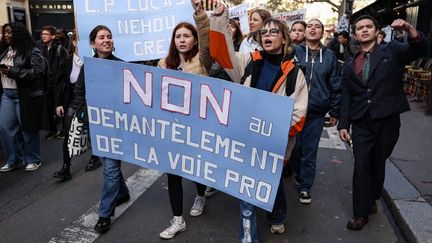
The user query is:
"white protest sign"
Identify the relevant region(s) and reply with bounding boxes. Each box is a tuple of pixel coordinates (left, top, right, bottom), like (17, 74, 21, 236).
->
(273, 9, 307, 29)
(336, 14, 350, 33)
(73, 0, 195, 61)
(229, 3, 249, 35)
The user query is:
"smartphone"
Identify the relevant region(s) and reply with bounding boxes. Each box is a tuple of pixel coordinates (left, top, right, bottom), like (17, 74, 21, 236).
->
(0, 64, 8, 69)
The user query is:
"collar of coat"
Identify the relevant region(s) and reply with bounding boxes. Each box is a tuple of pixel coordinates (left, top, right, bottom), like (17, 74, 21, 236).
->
(249, 50, 296, 93)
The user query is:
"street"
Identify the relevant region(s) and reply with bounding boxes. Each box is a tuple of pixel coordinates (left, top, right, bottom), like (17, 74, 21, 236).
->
(0, 127, 402, 243)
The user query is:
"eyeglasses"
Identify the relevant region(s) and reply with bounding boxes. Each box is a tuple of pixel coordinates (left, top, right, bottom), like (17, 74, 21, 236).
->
(259, 28, 280, 36)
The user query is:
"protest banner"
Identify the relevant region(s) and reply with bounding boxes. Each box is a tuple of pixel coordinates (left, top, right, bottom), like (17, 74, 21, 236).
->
(84, 58, 295, 211)
(336, 14, 350, 33)
(273, 8, 307, 28)
(229, 3, 249, 35)
(73, 0, 194, 61)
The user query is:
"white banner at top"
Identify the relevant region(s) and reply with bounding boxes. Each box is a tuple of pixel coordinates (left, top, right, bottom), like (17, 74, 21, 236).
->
(229, 3, 249, 35)
(273, 8, 307, 29)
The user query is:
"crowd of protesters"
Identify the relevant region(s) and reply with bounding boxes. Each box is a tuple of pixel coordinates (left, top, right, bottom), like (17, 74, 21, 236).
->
(0, 0, 428, 241)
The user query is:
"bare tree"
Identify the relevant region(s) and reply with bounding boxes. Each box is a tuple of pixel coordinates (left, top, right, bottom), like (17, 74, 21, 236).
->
(266, 0, 306, 13)
(313, 0, 344, 18)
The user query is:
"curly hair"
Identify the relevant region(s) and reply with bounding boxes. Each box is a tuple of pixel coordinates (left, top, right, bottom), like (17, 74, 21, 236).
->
(2, 22, 35, 54)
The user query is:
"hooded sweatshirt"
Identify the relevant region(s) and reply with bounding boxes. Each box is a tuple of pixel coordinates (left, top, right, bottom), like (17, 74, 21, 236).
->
(294, 43, 342, 118)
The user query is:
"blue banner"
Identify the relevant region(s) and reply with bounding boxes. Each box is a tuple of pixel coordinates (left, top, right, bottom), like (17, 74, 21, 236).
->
(73, 0, 194, 61)
(84, 58, 294, 211)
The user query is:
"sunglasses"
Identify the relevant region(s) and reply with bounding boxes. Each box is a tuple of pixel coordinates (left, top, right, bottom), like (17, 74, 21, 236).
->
(259, 28, 280, 36)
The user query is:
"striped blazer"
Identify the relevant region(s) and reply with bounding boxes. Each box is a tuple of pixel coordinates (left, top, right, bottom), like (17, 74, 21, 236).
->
(338, 36, 427, 130)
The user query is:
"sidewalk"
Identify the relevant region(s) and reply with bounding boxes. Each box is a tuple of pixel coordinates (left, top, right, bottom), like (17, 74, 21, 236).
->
(383, 99, 432, 243)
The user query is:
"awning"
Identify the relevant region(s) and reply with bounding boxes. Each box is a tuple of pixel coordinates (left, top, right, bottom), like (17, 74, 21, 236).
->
(352, 0, 379, 14)
(352, 0, 392, 19)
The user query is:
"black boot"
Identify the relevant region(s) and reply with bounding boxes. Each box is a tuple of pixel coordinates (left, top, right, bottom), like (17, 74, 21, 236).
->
(85, 156, 102, 172)
(53, 163, 72, 181)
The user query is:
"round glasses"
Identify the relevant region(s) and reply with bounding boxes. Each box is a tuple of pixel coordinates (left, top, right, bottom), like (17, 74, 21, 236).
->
(259, 28, 280, 36)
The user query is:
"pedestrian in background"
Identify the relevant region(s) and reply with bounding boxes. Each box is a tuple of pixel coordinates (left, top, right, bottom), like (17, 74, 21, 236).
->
(0, 22, 46, 173)
(290, 20, 306, 46)
(376, 30, 387, 45)
(52, 32, 101, 181)
(291, 19, 342, 204)
(239, 9, 271, 52)
(333, 31, 359, 64)
(40, 25, 67, 139)
(338, 15, 427, 230)
(229, 18, 244, 52)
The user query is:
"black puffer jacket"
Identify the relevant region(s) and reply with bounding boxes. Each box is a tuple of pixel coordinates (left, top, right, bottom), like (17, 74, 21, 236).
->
(0, 47, 46, 131)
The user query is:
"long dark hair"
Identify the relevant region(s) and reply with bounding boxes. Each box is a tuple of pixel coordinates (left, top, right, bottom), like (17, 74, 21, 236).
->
(2, 22, 35, 54)
(229, 19, 243, 52)
(165, 22, 198, 70)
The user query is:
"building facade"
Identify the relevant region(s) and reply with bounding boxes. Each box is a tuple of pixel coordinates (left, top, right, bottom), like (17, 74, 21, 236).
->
(0, 0, 74, 39)
(0, 0, 31, 28)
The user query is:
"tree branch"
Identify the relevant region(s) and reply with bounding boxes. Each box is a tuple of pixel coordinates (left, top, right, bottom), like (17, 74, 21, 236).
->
(314, 0, 341, 9)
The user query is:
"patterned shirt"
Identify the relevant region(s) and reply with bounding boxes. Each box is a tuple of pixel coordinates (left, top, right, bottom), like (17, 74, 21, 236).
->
(0, 47, 17, 89)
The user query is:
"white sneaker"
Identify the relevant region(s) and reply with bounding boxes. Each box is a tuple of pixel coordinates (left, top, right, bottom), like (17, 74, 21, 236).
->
(299, 191, 312, 204)
(270, 224, 285, 234)
(25, 163, 41, 172)
(0, 164, 15, 172)
(159, 216, 186, 239)
(190, 196, 205, 216)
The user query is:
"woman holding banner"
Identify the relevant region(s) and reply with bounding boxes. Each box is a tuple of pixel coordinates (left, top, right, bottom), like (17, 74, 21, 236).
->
(52, 32, 102, 181)
(196, 1, 309, 241)
(68, 25, 130, 234)
(157, 1, 212, 240)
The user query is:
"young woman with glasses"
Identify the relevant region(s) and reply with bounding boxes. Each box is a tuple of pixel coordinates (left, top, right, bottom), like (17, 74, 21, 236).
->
(194, 1, 309, 241)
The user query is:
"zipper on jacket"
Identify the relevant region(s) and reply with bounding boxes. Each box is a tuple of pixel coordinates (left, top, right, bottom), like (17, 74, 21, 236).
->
(309, 57, 315, 91)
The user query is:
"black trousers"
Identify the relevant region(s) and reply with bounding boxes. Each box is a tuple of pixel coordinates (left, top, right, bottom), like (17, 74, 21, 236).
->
(45, 87, 59, 132)
(167, 173, 206, 216)
(351, 113, 400, 216)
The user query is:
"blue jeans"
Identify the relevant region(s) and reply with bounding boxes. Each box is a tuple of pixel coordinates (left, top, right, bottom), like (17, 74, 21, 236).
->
(239, 178, 286, 243)
(292, 116, 325, 192)
(99, 157, 130, 218)
(0, 89, 41, 165)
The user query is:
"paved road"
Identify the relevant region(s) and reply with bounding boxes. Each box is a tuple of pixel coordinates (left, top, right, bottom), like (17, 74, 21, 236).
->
(0, 128, 403, 242)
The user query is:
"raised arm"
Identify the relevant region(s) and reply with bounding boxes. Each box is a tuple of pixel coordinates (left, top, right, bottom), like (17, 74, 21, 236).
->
(206, 1, 250, 83)
(192, 0, 212, 73)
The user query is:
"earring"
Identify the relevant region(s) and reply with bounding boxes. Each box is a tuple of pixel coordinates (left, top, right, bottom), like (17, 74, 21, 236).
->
(92, 48, 96, 52)
(112, 46, 116, 52)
